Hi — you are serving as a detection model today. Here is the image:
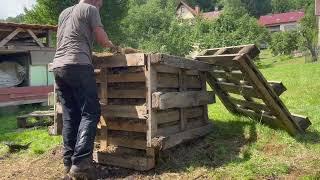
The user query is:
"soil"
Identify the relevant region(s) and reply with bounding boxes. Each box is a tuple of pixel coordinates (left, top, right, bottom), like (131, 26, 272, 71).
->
(0, 146, 186, 180)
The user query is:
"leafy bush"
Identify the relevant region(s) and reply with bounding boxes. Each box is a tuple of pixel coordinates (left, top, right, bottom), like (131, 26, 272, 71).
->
(269, 31, 299, 56)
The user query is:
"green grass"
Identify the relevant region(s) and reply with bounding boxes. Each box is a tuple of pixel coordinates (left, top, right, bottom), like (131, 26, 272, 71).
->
(156, 50, 320, 179)
(0, 105, 61, 157)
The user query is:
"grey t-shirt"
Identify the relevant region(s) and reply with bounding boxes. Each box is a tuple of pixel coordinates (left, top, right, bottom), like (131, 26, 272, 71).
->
(52, 3, 103, 69)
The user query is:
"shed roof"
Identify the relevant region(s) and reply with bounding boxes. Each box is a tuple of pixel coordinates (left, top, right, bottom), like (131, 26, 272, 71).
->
(259, 11, 305, 26)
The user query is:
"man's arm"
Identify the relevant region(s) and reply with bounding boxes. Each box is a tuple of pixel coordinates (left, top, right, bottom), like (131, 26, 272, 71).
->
(94, 26, 114, 49)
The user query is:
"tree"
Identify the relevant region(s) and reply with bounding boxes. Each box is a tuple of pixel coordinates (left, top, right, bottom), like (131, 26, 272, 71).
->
(5, 14, 25, 23)
(271, 0, 295, 13)
(298, 2, 318, 62)
(270, 31, 299, 56)
(24, 0, 128, 44)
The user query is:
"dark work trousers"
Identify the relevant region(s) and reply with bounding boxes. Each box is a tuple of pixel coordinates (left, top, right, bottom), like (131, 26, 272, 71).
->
(53, 65, 101, 167)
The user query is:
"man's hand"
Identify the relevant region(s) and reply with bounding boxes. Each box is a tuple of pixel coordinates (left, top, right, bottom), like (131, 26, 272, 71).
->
(110, 46, 122, 54)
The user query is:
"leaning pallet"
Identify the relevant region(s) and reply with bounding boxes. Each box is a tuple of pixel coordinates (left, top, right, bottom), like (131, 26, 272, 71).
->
(196, 44, 311, 135)
(92, 53, 215, 171)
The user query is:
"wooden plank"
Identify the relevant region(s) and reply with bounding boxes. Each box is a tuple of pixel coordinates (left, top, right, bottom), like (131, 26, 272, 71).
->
(93, 151, 155, 171)
(99, 116, 108, 150)
(206, 72, 239, 114)
(162, 124, 213, 150)
(268, 81, 287, 96)
(235, 55, 304, 135)
(229, 97, 270, 112)
(152, 91, 215, 110)
(108, 89, 146, 99)
(202, 44, 260, 59)
(236, 107, 284, 129)
(146, 57, 158, 147)
(211, 70, 247, 82)
(200, 72, 209, 122)
(101, 105, 147, 119)
(196, 54, 239, 67)
(155, 107, 203, 125)
(108, 136, 146, 150)
(218, 82, 261, 98)
(108, 119, 147, 133)
(179, 69, 186, 131)
(26, 29, 45, 47)
(93, 53, 146, 68)
(186, 75, 202, 89)
(155, 110, 180, 125)
(291, 114, 311, 131)
(100, 68, 108, 104)
(97, 72, 146, 83)
(0, 28, 23, 47)
(157, 73, 179, 88)
(150, 54, 213, 71)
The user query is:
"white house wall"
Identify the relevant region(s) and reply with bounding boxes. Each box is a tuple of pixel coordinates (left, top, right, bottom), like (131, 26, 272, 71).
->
(176, 5, 195, 19)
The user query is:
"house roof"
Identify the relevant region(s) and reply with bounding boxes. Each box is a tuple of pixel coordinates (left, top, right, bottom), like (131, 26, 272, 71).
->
(0, 22, 57, 31)
(176, 1, 197, 16)
(176, 1, 221, 20)
(316, 0, 320, 16)
(259, 11, 305, 26)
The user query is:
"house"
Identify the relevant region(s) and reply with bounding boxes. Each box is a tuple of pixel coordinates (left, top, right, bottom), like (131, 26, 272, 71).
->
(176, 1, 221, 20)
(259, 11, 305, 33)
(0, 22, 56, 107)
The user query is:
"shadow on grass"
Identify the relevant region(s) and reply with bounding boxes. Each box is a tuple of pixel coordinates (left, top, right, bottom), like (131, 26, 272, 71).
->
(295, 129, 320, 144)
(96, 119, 257, 179)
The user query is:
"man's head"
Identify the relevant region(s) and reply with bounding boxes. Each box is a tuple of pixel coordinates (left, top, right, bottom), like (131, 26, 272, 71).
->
(80, 0, 103, 9)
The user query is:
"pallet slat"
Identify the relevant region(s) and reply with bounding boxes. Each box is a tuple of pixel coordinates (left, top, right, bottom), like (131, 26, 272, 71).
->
(152, 91, 215, 110)
(101, 105, 147, 119)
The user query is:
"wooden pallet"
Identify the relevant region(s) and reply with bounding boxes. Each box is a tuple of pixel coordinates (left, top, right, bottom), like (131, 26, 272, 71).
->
(196, 44, 311, 135)
(92, 53, 214, 170)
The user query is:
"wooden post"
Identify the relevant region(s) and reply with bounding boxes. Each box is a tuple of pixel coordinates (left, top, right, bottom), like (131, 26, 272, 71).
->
(316, 0, 320, 48)
(179, 69, 186, 130)
(99, 67, 108, 150)
(146, 56, 157, 147)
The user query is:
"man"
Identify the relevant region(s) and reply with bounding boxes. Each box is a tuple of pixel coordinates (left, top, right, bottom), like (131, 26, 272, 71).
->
(52, 0, 114, 179)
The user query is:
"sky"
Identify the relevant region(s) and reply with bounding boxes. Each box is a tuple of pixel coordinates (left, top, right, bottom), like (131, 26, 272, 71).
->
(0, 0, 36, 19)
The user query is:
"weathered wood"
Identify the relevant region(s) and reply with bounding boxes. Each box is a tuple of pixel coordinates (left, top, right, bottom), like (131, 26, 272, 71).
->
(236, 107, 284, 129)
(200, 72, 209, 122)
(268, 81, 287, 96)
(0, 28, 23, 47)
(179, 69, 186, 130)
(101, 105, 147, 119)
(162, 124, 213, 150)
(206, 72, 239, 114)
(146, 57, 158, 147)
(108, 89, 146, 99)
(157, 73, 179, 88)
(150, 54, 213, 71)
(152, 91, 215, 110)
(235, 55, 303, 135)
(218, 82, 261, 98)
(229, 96, 270, 112)
(155, 107, 203, 125)
(26, 29, 45, 47)
(107, 119, 147, 133)
(100, 68, 108, 104)
(196, 54, 240, 67)
(99, 116, 108, 150)
(201, 44, 260, 59)
(108, 136, 146, 150)
(291, 114, 312, 131)
(93, 53, 146, 68)
(93, 150, 155, 171)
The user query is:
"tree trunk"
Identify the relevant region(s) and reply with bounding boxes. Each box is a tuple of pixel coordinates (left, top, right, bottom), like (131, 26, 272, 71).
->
(307, 42, 318, 62)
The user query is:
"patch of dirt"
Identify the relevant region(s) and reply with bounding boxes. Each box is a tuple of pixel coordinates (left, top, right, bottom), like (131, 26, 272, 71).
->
(262, 143, 286, 156)
(0, 146, 196, 180)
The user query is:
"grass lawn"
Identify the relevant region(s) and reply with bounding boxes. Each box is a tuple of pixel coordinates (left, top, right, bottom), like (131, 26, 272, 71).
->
(0, 105, 61, 157)
(0, 50, 319, 179)
(155, 50, 320, 179)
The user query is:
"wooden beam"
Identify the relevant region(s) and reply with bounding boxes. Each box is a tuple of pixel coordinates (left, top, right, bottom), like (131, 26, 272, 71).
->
(93, 53, 146, 68)
(229, 96, 270, 112)
(162, 123, 213, 150)
(152, 91, 215, 110)
(26, 29, 45, 47)
(150, 54, 213, 71)
(235, 55, 304, 135)
(100, 68, 108, 105)
(291, 114, 312, 131)
(107, 119, 147, 133)
(206, 72, 239, 114)
(101, 105, 148, 119)
(93, 150, 155, 171)
(268, 81, 287, 96)
(108, 89, 146, 99)
(0, 28, 23, 47)
(146, 57, 158, 147)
